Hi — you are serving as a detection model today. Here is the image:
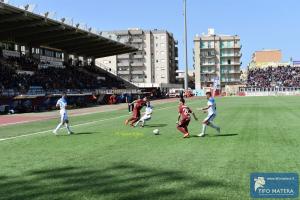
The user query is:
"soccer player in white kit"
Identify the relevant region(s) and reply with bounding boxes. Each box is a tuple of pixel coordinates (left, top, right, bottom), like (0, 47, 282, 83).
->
(134, 102, 153, 127)
(53, 93, 73, 135)
(198, 91, 220, 137)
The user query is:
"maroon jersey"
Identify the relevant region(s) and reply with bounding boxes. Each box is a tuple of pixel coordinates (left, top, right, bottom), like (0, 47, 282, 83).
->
(134, 99, 146, 113)
(178, 105, 192, 120)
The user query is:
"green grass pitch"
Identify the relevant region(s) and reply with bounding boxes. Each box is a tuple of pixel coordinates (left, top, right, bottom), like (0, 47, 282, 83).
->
(0, 96, 299, 200)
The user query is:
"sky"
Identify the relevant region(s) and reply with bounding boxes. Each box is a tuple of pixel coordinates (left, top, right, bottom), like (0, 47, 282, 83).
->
(9, 0, 300, 69)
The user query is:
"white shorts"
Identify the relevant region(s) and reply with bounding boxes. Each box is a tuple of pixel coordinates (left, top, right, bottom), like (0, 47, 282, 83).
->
(60, 111, 69, 122)
(140, 115, 151, 121)
(204, 114, 216, 123)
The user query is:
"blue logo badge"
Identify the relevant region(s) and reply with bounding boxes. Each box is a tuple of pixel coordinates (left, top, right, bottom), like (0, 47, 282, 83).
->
(250, 173, 299, 198)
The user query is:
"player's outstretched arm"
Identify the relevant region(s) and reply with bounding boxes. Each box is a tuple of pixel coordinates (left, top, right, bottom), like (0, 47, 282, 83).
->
(192, 112, 198, 121)
(201, 105, 211, 111)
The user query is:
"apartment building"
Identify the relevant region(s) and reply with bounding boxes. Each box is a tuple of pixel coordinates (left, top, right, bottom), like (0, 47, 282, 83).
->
(96, 29, 179, 88)
(194, 29, 242, 90)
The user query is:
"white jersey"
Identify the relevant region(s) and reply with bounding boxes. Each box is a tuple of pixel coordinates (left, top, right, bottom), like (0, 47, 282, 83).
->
(207, 97, 216, 116)
(145, 107, 153, 116)
(56, 98, 67, 114)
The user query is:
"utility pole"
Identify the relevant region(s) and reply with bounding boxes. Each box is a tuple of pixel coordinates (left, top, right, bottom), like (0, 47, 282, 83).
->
(183, 0, 188, 90)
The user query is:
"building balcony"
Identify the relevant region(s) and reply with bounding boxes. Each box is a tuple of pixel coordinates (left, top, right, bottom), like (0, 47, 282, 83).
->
(220, 62, 241, 66)
(117, 62, 130, 67)
(132, 78, 144, 83)
(221, 70, 241, 74)
(133, 54, 144, 59)
(132, 70, 144, 75)
(221, 44, 242, 49)
(132, 38, 143, 43)
(221, 79, 240, 83)
(131, 62, 144, 67)
(220, 53, 242, 57)
(201, 46, 215, 50)
(201, 71, 216, 74)
(118, 70, 130, 75)
(201, 63, 216, 66)
(200, 80, 214, 83)
(117, 54, 130, 59)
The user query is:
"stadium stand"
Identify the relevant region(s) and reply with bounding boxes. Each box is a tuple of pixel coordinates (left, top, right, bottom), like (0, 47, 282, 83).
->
(247, 66, 300, 88)
(0, 1, 141, 114)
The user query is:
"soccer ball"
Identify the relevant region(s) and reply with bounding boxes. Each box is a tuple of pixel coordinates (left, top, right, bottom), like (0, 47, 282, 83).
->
(153, 129, 160, 135)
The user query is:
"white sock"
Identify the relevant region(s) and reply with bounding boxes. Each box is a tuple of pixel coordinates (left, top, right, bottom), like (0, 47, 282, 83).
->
(54, 123, 63, 132)
(65, 123, 71, 132)
(208, 122, 219, 129)
(201, 124, 207, 134)
(134, 121, 140, 127)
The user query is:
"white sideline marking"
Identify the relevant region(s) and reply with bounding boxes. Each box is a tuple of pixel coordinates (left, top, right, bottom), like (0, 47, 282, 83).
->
(0, 115, 127, 142)
(0, 102, 198, 142)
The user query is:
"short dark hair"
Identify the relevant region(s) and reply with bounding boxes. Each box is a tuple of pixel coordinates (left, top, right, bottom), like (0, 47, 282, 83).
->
(206, 91, 212, 96)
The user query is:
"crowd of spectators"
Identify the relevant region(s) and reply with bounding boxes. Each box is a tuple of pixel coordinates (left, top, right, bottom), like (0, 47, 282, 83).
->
(247, 66, 300, 88)
(5, 55, 39, 71)
(0, 56, 127, 94)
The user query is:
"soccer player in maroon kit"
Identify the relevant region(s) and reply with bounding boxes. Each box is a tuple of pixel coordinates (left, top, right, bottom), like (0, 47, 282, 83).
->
(125, 97, 148, 127)
(176, 98, 198, 138)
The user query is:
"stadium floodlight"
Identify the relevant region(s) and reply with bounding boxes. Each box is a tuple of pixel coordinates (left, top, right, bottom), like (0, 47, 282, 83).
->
(24, 4, 29, 10)
(44, 12, 49, 18)
(61, 17, 66, 23)
(27, 4, 36, 12)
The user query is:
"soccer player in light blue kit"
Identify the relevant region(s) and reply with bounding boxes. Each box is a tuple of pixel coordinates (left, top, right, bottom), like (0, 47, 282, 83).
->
(53, 93, 73, 135)
(198, 91, 220, 137)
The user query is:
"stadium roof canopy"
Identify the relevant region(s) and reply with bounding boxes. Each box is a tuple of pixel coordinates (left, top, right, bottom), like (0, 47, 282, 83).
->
(0, 2, 136, 58)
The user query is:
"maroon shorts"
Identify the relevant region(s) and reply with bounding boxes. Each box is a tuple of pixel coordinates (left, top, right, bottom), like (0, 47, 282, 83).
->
(177, 118, 190, 128)
(132, 110, 141, 119)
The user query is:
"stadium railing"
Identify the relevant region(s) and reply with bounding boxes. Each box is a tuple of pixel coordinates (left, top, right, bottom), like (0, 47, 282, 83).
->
(0, 88, 142, 97)
(239, 87, 300, 96)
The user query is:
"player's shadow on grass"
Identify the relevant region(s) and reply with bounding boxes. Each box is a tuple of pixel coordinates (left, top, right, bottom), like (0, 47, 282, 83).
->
(214, 133, 238, 137)
(55, 132, 96, 136)
(73, 132, 96, 135)
(144, 124, 168, 128)
(190, 133, 238, 138)
(0, 162, 233, 200)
